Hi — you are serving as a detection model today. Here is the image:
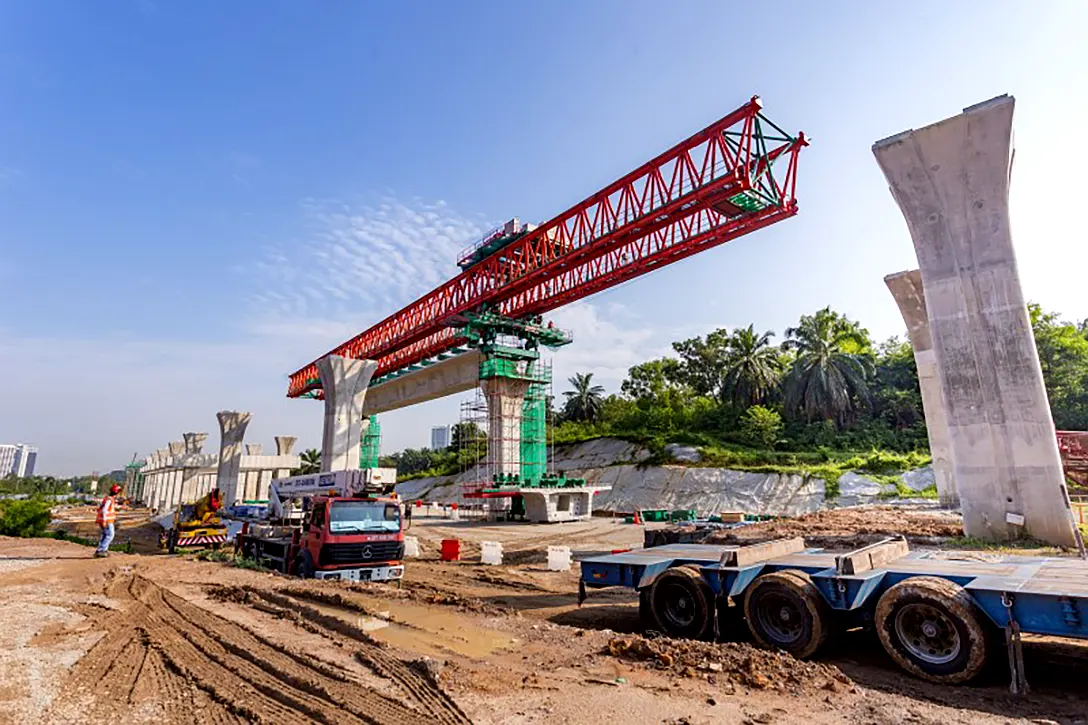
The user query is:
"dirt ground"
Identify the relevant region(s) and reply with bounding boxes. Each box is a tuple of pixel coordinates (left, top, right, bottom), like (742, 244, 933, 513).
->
(1, 507, 1086, 724)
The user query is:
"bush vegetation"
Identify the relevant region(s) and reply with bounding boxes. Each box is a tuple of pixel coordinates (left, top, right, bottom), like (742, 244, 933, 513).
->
(378, 303, 1088, 486)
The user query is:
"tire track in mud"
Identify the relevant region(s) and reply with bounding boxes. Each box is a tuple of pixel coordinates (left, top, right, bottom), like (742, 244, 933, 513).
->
(45, 575, 469, 725)
(236, 586, 473, 725)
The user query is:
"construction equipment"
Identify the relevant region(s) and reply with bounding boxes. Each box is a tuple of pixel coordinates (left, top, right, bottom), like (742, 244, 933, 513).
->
(286, 95, 807, 400)
(234, 468, 405, 582)
(579, 538, 1088, 689)
(161, 489, 228, 554)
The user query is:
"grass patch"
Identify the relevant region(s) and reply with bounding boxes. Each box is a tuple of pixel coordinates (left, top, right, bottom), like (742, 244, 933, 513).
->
(194, 548, 271, 572)
(944, 535, 1062, 554)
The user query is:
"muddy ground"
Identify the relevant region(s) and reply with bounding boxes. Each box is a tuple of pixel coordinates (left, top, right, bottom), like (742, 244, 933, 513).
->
(0, 507, 1085, 724)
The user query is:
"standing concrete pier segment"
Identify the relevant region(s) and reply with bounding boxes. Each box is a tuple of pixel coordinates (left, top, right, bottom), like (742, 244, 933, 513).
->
(316, 355, 378, 472)
(216, 411, 251, 506)
(885, 270, 957, 506)
(874, 94, 1077, 547)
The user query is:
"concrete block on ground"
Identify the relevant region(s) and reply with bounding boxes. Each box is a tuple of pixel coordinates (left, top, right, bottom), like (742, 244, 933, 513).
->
(404, 536, 421, 558)
(480, 541, 503, 566)
(547, 545, 572, 571)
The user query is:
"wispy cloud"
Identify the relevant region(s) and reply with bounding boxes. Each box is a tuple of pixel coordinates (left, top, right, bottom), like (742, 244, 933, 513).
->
(251, 195, 492, 326)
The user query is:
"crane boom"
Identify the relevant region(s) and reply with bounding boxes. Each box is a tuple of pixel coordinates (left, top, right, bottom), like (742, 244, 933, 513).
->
(288, 95, 806, 398)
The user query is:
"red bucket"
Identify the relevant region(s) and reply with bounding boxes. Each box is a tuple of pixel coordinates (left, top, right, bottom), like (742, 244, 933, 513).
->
(440, 539, 461, 562)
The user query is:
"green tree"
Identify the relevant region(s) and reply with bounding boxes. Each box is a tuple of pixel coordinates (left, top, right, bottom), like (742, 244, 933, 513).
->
(782, 307, 873, 427)
(671, 328, 731, 402)
(620, 358, 684, 402)
(450, 422, 486, 451)
(1030, 303, 1088, 430)
(563, 372, 606, 422)
(721, 325, 784, 408)
(740, 405, 784, 450)
(296, 448, 321, 474)
(871, 338, 924, 429)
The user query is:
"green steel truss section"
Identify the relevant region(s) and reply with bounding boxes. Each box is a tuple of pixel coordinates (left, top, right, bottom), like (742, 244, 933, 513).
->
(461, 309, 571, 487)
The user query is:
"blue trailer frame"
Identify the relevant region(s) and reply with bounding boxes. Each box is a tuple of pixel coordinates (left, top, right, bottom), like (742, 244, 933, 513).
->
(579, 538, 1088, 688)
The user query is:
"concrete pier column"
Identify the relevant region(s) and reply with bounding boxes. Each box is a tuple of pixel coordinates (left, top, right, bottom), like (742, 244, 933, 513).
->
(244, 444, 263, 501)
(167, 441, 185, 508)
(316, 356, 378, 472)
(481, 378, 531, 477)
(180, 432, 208, 503)
(874, 95, 1077, 547)
(216, 411, 251, 506)
(153, 448, 169, 511)
(274, 436, 297, 479)
(885, 270, 958, 506)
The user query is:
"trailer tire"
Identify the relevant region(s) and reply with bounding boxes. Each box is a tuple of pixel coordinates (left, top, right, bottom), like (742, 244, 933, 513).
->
(744, 570, 830, 659)
(639, 589, 655, 630)
(649, 565, 714, 640)
(875, 576, 989, 684)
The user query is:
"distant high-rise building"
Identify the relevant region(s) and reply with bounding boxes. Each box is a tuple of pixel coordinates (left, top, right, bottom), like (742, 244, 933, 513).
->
(0, 444, 38, 478)
(430, 425, 451, 451)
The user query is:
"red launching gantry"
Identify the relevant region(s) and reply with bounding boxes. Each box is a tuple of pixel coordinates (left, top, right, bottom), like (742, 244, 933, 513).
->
(287, 96, 807, 398)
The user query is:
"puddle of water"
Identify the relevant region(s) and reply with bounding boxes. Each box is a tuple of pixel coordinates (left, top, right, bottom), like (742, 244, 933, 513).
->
(302, 596, 514, 658)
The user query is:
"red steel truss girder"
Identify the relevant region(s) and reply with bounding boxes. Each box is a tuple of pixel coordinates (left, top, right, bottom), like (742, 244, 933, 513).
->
(289, 96, 804, 397)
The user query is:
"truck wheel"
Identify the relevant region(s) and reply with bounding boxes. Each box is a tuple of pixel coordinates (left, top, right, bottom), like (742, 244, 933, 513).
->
(294, 552, 315, 579)
(649, 565, 714, 640)
(875, 576, 990, 684)
(744, 570, 830, 659)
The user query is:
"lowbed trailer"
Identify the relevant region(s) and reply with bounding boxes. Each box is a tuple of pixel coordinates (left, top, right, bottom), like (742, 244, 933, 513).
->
(578, 537, 1088, 689)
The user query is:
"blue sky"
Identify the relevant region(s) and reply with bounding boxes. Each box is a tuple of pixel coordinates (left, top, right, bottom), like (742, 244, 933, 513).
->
(2, 1, 1086, 475)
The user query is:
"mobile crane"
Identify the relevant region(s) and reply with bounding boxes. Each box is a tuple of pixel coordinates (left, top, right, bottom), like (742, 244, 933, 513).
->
(234, 468, 405, 582)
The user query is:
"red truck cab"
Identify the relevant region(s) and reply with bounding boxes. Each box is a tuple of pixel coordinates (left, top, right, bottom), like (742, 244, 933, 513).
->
(290, 495, 405, 582)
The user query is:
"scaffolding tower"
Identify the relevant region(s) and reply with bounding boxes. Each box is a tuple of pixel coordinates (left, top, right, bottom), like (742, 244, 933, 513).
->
(360, 415, 381, 468)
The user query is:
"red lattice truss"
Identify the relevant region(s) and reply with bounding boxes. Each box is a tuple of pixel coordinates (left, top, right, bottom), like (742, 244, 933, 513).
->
(288, 96, 806, 398)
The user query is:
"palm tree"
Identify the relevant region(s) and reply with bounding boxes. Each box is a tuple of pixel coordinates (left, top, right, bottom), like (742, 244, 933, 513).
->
(563, 372, 606, 422)
(782, 307, 873, 427)
(297, 448, 321, 474)
(721, 324, 783, 408)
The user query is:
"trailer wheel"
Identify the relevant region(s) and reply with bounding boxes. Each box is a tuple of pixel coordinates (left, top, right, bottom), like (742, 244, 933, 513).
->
(649, 565, 714, 640)
(744, 570, 830, 659)
(875, 576, 990, 684)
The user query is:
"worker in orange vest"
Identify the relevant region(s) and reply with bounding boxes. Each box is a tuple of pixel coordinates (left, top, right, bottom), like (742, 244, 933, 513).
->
(94, 484, 121, 558)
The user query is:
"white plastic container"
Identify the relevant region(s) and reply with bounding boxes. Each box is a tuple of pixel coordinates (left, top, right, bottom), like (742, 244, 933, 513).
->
(547, 545, 572, 571)
(480, 540, 504, 566)
(404, 535, 421, 558)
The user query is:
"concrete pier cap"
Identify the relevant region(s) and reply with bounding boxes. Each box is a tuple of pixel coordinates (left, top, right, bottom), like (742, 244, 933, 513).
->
(873, 94, 1077, 548)
(183, 432, 208, 455)
(274, 436, 297, 456)
(316, 355, 378, 472)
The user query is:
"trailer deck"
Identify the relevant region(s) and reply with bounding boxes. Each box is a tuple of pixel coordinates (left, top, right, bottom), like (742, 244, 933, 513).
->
(579, 539, 1088, 687)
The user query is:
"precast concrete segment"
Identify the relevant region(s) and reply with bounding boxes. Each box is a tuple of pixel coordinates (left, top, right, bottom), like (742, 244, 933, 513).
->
(874, 95, 1077, 547)
(215, 410, 251, 506)
(885, 270, 958, 506)
(362, 351, 484, 416)
(316, 355, 378, 472)
(481, 377, 530, 476)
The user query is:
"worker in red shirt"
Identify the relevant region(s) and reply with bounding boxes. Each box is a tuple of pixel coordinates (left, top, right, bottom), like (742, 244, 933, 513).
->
(94, 484, 121, 558)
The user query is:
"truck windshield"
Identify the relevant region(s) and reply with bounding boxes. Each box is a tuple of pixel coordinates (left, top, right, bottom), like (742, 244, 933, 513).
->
(328, 501, 400, 534)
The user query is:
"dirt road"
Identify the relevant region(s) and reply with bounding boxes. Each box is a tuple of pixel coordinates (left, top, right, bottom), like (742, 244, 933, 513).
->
(2, 511, 1087, 724)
